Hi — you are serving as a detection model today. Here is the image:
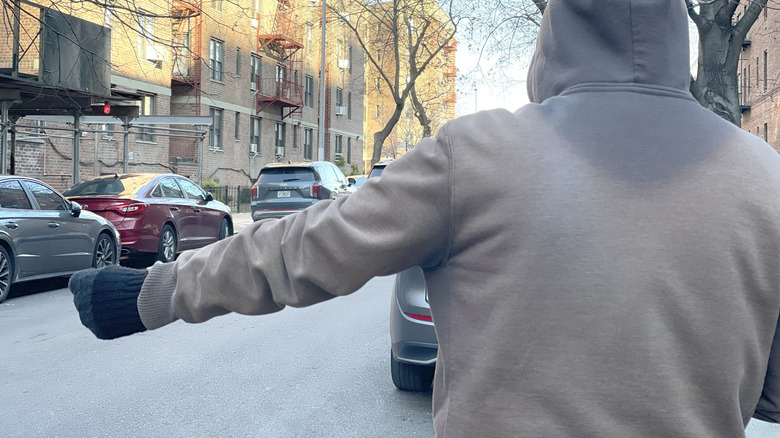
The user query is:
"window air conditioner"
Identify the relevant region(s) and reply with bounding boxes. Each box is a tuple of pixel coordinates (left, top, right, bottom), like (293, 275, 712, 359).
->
(250, 143, 258, 154)
(338, 59, 350, 70)
(335, 106, 347, 116)
(250, 81, 257, 91)
(275, 146, 285, 156)
(146, 45, 166, 62)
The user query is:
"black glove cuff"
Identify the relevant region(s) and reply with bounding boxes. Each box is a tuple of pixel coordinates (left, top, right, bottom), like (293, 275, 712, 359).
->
(70, 266, 149, 340)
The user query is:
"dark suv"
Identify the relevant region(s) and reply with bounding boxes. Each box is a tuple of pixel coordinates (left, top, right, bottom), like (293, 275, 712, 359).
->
(250, 161, 354, 221)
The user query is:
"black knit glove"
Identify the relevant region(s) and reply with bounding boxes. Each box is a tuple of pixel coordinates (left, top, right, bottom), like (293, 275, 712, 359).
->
(69, 266, 149, 340)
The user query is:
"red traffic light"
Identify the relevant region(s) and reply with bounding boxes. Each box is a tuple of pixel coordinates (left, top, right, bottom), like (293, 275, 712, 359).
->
(103, 103, 110, 114)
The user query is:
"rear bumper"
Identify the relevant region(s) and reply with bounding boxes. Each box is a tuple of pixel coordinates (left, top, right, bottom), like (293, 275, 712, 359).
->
(251, 200, 318, 221)
(390, 270, 438, 366)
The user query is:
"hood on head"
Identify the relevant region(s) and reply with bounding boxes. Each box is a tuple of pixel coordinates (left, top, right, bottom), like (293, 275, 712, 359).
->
(527, 0, 691, 103)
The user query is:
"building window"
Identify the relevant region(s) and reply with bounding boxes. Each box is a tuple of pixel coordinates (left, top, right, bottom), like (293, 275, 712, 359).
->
(250, 117, 261, 151)
(757, 57, 760, 86)
(347, 137, 351, 163)
(375, 105, 380, 118)
(138, 94, 155, 142)
(210, 108, 223, 150)
(250, 54, 261, 91)
(304, 75, 314, 108)
(252, 0, 260, 18)
(211, 0, 222, 11)
(764, 123, 769, 142)
(275, 64, 286, 97)
(348, 46, 353, 74)
(304, 128, 313, 160)
(764, 50, 768, 92)
(335, 135, 342, 155)
(305, 23, 313, 53)
(347, 92, 352, 120)
(336, 88, 343, 106)
(236, 48, 241, 76)
(376, 77, 381, 90)
(275, 122, 285, 156)
(293, 125, 298, 149)
(210, 39, 223, 81)
(234, 112, 240, 140)
(137, 14, 154, 60)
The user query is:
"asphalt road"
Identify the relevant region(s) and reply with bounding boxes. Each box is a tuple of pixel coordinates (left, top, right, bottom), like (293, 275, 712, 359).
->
(2, 248, 780, 437)
(1, 275, 434, 438)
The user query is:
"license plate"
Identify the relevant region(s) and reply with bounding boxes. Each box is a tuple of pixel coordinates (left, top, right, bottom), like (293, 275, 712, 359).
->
(277, 190, 291, 198)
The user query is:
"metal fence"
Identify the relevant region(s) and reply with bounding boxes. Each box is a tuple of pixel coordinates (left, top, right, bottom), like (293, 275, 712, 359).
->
(204, 186, 253, 214)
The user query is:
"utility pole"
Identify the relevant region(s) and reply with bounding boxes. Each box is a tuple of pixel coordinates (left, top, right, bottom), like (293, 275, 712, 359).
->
(317, 0, 326, 161)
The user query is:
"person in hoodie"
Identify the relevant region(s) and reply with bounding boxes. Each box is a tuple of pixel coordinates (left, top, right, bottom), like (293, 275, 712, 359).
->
(69, 0, 780, 436)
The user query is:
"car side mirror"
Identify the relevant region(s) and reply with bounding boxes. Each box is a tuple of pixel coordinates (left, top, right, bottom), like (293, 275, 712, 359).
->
(70, 201, 82, 217)
(205, 192, 214, 202)
(347, 177, 356, 186)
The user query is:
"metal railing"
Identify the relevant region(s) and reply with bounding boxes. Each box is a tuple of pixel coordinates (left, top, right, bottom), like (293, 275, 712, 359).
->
(204, 185, 253, 213)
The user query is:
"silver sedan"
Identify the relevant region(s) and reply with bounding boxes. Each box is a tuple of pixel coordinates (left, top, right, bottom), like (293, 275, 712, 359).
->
(0, 176, 120, 302)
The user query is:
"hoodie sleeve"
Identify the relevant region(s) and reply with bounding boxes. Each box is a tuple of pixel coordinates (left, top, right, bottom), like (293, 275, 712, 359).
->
(753, 317, 780, 423)
(137, 126, 453, 327)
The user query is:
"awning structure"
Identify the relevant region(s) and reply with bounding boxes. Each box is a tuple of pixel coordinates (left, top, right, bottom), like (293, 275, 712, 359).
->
(12, 115, 213, 185)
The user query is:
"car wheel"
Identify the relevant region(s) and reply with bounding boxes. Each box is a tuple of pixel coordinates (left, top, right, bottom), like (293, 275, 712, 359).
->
(218, 217, 232, 240)
(93, 233, 117, 268)
(391, 351, 434, 392)
(157, 224, 177, 263)
(0, 246, 12, 303)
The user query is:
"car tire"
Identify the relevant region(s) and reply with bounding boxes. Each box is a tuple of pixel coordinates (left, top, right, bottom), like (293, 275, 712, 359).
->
(0, 246, 12, 303)
(93, 233, 117, 268)
(391, 351, 434, 392)
(157, 224, 177, 263)
(218, 217, 232, 240)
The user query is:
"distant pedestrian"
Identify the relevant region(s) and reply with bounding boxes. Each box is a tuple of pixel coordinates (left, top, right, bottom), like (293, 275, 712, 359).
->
(69, 0, 780, 436)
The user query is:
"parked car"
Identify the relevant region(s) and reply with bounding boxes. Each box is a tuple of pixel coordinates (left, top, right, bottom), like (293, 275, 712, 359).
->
(347, 175, 367, 189)
(368, 159, 392, 179)
(390, 266, 437, 391)
(250, 161, 356, 221)
(365, 159, 439, 391)
(63, 173, 232, 263)
(0, 176, 120, 302)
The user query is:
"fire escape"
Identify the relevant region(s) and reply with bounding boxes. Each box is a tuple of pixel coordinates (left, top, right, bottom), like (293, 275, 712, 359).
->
(443, 39, 457, 118)
(171, 0, 202, 114)
(256, 0, 303, 119)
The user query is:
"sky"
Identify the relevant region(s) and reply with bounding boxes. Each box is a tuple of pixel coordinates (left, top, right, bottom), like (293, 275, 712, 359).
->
(453, 18, 699, 118)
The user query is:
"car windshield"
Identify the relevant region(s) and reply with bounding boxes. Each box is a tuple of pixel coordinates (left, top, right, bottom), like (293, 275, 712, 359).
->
(368, 166, 386, 179)
(63, 175, 154, 196)
(258, 168, 316, 183)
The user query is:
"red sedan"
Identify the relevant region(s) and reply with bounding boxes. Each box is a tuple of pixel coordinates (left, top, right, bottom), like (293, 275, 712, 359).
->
(64, 173, 233, 262)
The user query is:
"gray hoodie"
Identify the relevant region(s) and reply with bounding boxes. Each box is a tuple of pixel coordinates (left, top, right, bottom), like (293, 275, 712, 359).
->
(138, 0, 780, 436)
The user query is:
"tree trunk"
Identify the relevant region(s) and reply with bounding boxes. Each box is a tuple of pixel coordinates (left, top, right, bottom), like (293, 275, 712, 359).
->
(691, 22, 744, 127)
(372, 102, 405, 164)
(688, 0, 767, 127)
(410, 87, 432, 138)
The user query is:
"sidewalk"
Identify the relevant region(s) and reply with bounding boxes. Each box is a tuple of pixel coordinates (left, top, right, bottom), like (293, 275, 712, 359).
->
(232, 212, 253, 234)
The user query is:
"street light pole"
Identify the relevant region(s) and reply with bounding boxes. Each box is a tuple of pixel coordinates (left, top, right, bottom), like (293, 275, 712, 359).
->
(317, 0, 326, 161)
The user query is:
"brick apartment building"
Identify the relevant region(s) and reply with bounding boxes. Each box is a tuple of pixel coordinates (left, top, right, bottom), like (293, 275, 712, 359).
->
(737, 2, 779, 151)
(1, 0, 366, 191)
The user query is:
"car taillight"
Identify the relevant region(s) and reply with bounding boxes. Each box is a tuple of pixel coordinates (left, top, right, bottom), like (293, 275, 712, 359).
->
(106, 202, 149, 215)
(251, 185, 258, 199)
(405, 313, 433, 322)
(311, 182, 322, 199)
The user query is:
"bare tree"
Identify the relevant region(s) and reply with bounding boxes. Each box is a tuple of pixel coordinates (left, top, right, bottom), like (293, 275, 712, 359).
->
(331, 0, 457, 165)
(687, 0, 767, 127)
